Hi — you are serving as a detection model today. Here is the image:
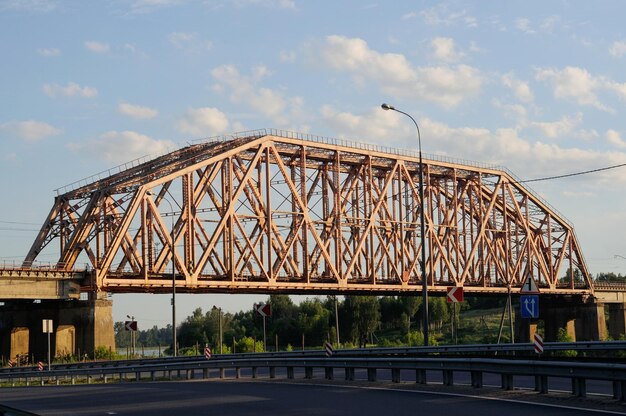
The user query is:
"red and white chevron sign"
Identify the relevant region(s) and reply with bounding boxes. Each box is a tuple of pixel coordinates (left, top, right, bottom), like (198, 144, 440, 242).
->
(446, 286, 464, 303)
(37, 361, 44, 371)
(204, 347, 212, 360)
(255, 303, 271, 317)
(533, 333, 544, 354)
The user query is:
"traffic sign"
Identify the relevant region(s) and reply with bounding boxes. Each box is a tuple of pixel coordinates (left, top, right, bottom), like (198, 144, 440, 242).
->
(533, 333, 544, 354)
(324, 341, 333, 357)
(204, 346, 212, 360)
(124, 321, 138, 331)
(42, 319, 53, 333)
(255, 303, 271, 317)
(520, 276, 539, 294)
(446, 286, 464, 303)
(37, 361, 44, 371)
(520, 295, 539, 318)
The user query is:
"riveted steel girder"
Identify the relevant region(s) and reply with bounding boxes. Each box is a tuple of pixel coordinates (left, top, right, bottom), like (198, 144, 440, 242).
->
(23, 129, 593, 296)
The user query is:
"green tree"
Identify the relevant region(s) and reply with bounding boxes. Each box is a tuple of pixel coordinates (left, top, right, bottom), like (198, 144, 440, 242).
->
(178, 307, 208, 348)
(343, 296, 380, 346)
(399, 295, 421, 334)
(268, 295, 299, 347)
(296, 298, 331, 346)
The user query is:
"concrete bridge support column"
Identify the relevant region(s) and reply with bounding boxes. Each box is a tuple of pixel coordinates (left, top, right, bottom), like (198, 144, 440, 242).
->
(514, 317, 537, 343)
(607, 303, 626, 340)
(516, 298, 605, 342)
(574, 302, 606, 341)
(542, 307, 576, 342)
(0, 295, 115, 362)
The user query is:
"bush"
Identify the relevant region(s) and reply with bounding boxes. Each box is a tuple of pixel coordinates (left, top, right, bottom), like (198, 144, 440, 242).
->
(235, 337, 264, 353)
(555, 328, 577, 357)
(94, 345, 114, 360)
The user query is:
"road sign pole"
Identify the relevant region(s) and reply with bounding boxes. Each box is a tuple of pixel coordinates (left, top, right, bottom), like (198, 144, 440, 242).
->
(507, 288, 514, 344)
(263, 315, 267, 352)
(453, 302, 458, 345)
(47, 330, 51, 371)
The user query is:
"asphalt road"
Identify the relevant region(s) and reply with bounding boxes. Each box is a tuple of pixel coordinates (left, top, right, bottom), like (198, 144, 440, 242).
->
(0, 380, 620, 416)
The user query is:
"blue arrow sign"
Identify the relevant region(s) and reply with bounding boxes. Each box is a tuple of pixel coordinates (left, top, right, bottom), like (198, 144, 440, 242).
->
(520, 295, 539, 318)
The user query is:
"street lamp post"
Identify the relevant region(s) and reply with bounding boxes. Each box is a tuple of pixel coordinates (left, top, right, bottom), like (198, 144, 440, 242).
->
(381, 103, 429, 346)
(147, 191, 177, 356)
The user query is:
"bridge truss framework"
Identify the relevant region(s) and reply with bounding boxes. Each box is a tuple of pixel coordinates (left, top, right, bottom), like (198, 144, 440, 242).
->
(23, 129, 593, 296)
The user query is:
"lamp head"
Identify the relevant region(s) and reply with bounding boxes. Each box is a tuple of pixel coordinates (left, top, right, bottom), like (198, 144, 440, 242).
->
(381, 103, 395, 111)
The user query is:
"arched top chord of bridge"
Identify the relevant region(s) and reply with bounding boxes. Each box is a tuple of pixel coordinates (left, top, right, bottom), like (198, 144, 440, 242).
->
(22, 129, 593, 296)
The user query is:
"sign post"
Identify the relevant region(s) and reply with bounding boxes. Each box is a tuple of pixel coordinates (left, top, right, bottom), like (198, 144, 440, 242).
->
(520, 276, 540, 319)
(446, 287, 463, 344)
(324, 341, 333, 357)
(533, 333, 544, 354)
(42, 319, 53, 371)
(125, 318, 138, 357)
(254, 303, 271, 351)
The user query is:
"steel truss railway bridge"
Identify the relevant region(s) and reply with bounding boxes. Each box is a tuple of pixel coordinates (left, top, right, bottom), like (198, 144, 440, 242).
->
(0, 129, 624, 360)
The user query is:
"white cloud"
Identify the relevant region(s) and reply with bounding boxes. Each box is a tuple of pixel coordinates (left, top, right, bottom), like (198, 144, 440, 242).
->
(37, 47, 60, 57)
(609, 41, 626, 58)
(419, 6, 477, 27)
(535, 66, 614, 112)
(323, 108, 626, 187)
(3, 152, 18, 163)
(279, 50, 296, 63)
(310, 35, 482, 109)
(320, 105, 403, 142)
(43, 82, 98, 98)
(0, 0, 56, 12)
(0, 120, 61, 141)
(539, 15, 561, 33)
(516, 16, 561, 35)
(430, 37, 464, 63)
(118, 102, 158, 119)
(168, 32, 212, 53)
(501, 73, 534, 103)
(206, 0, 295, 9)
(84, 41, 110, 54)
(531, 113, 583, 139)
(177, 107, 229, 137)
(211, 64, 302, 123)
(127, 0, 184, 14)
(67, 130, 175, 164)
(515, 18, 534, 34)
(492, 99, 528, 124)
(606, 129, 626, 149)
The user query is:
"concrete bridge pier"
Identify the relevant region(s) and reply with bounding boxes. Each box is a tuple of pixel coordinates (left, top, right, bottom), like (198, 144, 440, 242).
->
(607, 303, 626, 339)
(515, 297, 606, 342)
(0, 294, 115, 363)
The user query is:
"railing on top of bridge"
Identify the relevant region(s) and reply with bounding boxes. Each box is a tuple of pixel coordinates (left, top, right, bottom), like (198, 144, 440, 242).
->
(0, 261, 89, 279)
(52, 128, 572, 227)
(593, 281, 626, 291)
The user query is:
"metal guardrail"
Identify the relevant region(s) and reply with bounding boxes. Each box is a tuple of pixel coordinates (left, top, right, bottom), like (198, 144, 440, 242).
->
(3, 340, 625, 376)
(4, 340, 625, 375)
(3, 355, 626, 401)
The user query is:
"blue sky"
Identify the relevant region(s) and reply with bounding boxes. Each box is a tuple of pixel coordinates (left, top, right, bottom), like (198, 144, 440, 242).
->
(2, 0, 626, 327)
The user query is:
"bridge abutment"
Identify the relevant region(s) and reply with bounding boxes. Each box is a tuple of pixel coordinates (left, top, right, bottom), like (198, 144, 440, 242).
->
(515, 297, 606, 342)
(607, 303, 626, 339)
(0, 296, 115, 363)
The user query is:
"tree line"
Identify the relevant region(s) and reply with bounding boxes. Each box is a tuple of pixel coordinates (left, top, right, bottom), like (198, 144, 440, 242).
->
(115, 294, 507, 353)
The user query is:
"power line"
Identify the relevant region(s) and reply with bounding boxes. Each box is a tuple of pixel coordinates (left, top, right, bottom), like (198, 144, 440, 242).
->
(0, 220, 41, 226)
(516, 162, 626, 184)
